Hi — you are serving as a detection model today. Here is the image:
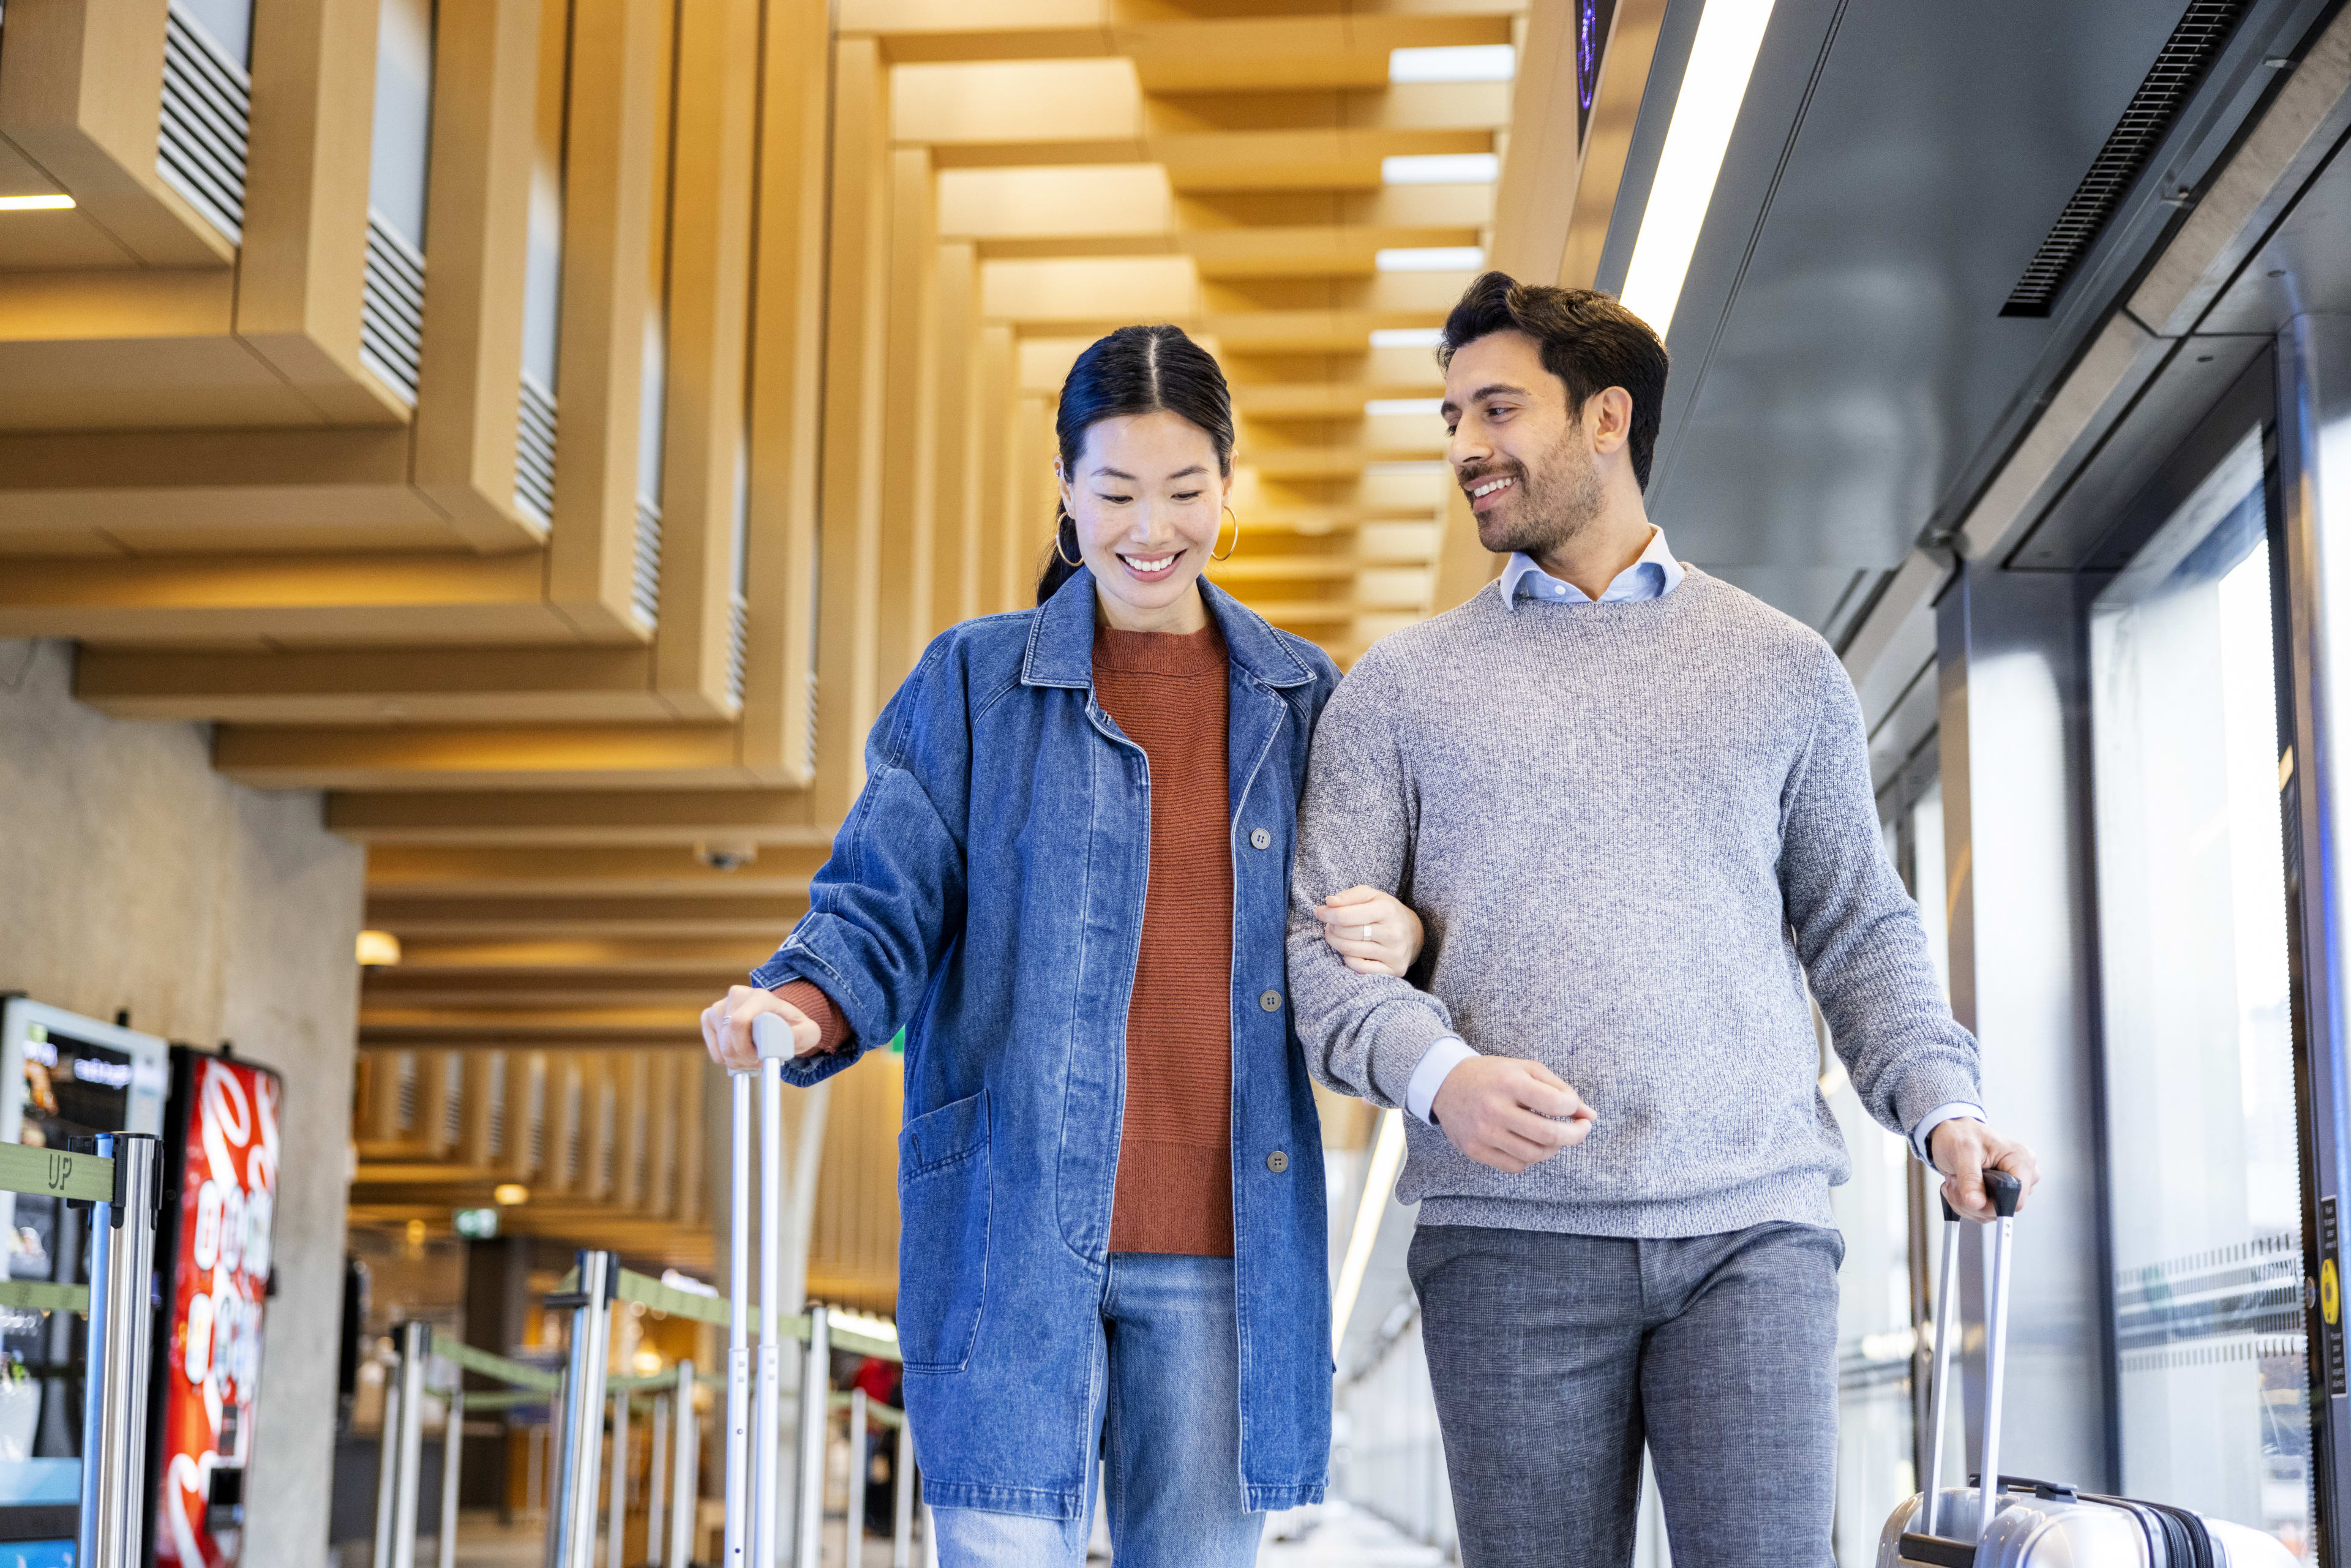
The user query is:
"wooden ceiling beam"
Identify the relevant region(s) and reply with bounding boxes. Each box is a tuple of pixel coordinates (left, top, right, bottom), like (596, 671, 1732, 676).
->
(213, 721, 755, 790)
(327, 787, 827, 844)
(73, 645, 684, 724)
(0, 553, 582, 647)
(360, 1003, 703, 1045)
(364, 973, 742, 1008)
(366, 842, 830, 895)
(361, 893, 809, 940)
(849, 5, 1518, 91)
(380, 937, 781, 972)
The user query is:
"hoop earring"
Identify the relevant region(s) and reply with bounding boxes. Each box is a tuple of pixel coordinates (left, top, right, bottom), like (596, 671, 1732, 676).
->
(1212, 505, 1242, 561)
(1054, 511, 1082, 568)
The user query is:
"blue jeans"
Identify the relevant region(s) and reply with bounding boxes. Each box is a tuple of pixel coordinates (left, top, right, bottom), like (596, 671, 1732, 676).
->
(931, 1253, 1267, 1568)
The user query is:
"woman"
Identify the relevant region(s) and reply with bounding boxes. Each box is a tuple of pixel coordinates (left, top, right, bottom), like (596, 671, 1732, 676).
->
(700, 324, 1420, 1566)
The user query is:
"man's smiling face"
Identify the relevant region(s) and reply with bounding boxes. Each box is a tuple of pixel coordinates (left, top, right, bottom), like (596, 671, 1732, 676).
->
(1441, 328, 1604, 561)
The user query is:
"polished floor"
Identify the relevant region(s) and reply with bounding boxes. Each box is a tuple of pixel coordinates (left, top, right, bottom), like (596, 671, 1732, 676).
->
(431, 1500, 1450, 1567)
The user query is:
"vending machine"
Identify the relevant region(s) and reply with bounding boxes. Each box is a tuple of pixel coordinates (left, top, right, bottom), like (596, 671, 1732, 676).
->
(0, 998, 170, 1560)
(143, 1046, 280, 1568)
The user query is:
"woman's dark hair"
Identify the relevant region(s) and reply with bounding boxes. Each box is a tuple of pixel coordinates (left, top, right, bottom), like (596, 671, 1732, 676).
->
(1037, 324, 1236, 604)
(1438, 271, 1670, 489)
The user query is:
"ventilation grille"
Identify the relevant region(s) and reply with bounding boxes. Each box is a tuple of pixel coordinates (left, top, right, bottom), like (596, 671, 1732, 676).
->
(562, 1071, 583, 1187)
(2000, 0, 2246, 317)
(631, 498, 662, 627)
(523, 1057, 545, 1171)
(393, 1053, 418, 1133)
(805, 670, 820, 777)
(486, 1052, 508, 1160)
(595, 1083, 617, 1196)
(440, 1054, 463, 1148)
(362, 213, 426, 404)
(517, 375, 559, 523)
(726, 593, 749, 708)
(159, 4, 250, 241)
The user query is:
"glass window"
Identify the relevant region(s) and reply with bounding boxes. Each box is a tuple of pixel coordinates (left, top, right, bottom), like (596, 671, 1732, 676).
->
(2088, 428, 2312, 1560)
(369, 0, 435, 250)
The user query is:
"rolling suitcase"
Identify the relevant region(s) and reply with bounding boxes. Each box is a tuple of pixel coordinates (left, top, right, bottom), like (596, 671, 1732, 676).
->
(721, 1013, 798, 1568)
(1879, 1169, 2298, 1567)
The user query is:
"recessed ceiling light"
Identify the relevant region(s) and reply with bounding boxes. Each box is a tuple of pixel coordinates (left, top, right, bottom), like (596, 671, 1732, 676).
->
(1375, 246, 1484, 272)
(1368, 328, 1444, 349)
(1365, 399, 1442, 416)
(1389, 45, 1516, 83)
(0, 193, 75, 212)
(1381, 154, 1500, 186)
(1618, 0, 1780, 336)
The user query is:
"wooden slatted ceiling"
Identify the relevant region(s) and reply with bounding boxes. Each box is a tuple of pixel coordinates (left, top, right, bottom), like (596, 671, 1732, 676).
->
(0, 0, 1531, 1288)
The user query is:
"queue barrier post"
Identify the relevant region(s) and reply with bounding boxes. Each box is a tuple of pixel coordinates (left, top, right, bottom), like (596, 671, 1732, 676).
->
(844, 1388, 868, 1568)
(605, 1381, 630, 1568)
(372, 1371, 403, 1568)
(438, 1386, 465, 1568)
(77, 1133, 160, 1568)
(893, 1415, 915, 1568)
(794, 1307, 830, 1568)
(388, 1321, 430, 1568)
(647, 1392, 669, 1567)
(667, 1360, 698, 1568)
(549, 1250, 616, 1568)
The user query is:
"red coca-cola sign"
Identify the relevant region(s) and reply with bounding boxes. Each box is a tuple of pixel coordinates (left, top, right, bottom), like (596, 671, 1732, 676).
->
(153, 1053, 279, 1568)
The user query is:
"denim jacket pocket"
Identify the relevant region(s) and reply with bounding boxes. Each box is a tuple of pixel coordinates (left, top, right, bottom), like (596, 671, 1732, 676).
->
(896, 1088, 991, 1373)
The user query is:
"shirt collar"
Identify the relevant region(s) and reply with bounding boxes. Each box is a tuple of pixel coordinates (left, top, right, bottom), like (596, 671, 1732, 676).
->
(1498, 526, 1684, 610)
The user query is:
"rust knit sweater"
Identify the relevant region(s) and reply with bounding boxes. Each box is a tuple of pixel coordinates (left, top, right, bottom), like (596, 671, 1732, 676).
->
(771, 620, 1237, 1257)
(1093, 622, 1234, 1256)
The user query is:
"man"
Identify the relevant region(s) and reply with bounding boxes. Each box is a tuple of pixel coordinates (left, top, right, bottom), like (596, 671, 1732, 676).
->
(1287, 271, 2039, 1566)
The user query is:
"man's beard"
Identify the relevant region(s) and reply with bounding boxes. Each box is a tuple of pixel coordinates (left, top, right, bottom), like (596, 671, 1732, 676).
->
(1469, 429, 1604, 560)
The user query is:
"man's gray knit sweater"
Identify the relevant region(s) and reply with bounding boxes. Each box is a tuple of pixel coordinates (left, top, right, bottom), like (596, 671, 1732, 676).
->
(1286, 567, 1981, 1237)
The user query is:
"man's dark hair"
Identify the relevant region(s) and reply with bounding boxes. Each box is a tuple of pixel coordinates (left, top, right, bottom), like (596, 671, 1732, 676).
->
(1438, 271, 1670, 489)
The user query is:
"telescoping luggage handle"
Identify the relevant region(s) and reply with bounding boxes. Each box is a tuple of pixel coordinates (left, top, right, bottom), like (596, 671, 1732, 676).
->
(726, 1014, 796, 1568)
(1916, 1167, 2025, 1551)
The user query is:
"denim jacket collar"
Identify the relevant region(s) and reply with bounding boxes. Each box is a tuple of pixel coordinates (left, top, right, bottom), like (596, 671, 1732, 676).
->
(1022, 566, 1321, 692)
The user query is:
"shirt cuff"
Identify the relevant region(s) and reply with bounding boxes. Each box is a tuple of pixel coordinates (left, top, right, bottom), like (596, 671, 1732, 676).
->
(1405, 1037, 1478, 1126)
(771, 979, 853, 1055)
(1910, 1101, 1984, 1164)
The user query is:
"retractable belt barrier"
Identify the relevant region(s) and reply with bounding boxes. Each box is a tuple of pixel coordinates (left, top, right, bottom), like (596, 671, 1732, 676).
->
(373, 1111, 916, 1568)
(0, 1136, 162, 1568)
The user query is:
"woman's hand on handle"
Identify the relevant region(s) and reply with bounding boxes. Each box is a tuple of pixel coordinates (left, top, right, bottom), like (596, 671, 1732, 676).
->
(1314, 885, 1426, 977)
(700, 984, 823, 1071)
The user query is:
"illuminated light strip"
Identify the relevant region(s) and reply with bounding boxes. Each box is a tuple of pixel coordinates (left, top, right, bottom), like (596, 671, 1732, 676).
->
(1617, 0, 1780, 335)
(0, 194, 75, 211)
(1331, 1108, 1409, 1359)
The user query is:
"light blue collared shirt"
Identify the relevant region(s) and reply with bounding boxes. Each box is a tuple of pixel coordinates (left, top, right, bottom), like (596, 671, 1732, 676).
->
(1495, 525, 1685, 607)
(1403, 525, 1984, 1163)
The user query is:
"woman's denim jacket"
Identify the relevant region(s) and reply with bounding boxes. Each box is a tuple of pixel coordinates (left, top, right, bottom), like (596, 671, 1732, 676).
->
(750, 569, 1341, 1520)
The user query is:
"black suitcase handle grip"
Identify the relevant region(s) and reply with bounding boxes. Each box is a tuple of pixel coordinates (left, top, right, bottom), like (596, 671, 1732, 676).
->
(1937, 1168, 2024, 1223)
(1987, 1168, 2022, 1216)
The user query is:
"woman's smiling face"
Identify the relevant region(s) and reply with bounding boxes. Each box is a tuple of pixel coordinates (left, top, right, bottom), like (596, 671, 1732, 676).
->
(1059, 410, 1230, 633)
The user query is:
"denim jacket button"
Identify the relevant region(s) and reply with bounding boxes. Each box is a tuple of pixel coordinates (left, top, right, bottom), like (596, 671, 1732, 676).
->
(1250, 828, 1272, 850)
(1265, 1150, 1289, 1174)
(1258, 989, 1281, 1012)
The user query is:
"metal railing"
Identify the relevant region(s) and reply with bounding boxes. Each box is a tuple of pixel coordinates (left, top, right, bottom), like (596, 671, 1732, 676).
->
(365, 1249, 922, 1568)
(0, 1138, 163, 1568)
